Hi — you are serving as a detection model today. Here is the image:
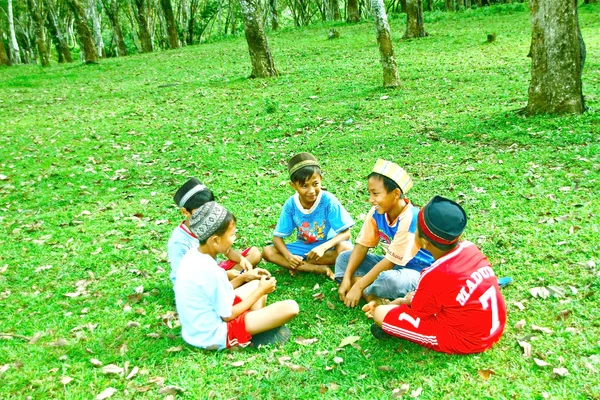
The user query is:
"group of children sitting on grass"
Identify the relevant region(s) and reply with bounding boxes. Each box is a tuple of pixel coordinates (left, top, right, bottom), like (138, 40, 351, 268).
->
(168, 153, 508, 354)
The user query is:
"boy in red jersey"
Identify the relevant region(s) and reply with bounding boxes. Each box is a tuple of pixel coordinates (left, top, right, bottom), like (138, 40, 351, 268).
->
(363, 195, 507, 354)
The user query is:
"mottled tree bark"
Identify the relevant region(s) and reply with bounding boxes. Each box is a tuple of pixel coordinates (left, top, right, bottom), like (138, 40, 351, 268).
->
(101, 0, 127, 56)
(66, 0, 99, 63)
(86, 0, 104, 57)
(371, 0, 399, 87)
(134, 0, 153, 52)
(347, 0, 360, 22)
(445, 0, 453, 11)
(45, 0, 73, 62)
(404, 0, 427, 38)
(26, 0, 50, 66)
(7, 0, 22, 64)
(330, 0, 341, 19)
(239, 0, 278, 78)
(160, 0, 180, 48)
(0, 28, 11, 65)
(269, 0, 278, 30)
(526, 0, 584, 114)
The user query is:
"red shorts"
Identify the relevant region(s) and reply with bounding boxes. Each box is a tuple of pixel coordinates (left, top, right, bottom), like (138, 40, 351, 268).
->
(226, 296, 252, 348)
(219, 247, 252, 271)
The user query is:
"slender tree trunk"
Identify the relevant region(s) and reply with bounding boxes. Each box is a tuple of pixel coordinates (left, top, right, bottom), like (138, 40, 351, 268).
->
(26, 0, 50, 66)
(371, 0, 399, 87)
(7, 0, 22, 64)
(65, 0, 99, 63)
(269, 0, 279, 30)
(426, 0, 433, 11)
(86, 0, 104, 56)
(404, 0, 427, 38)
(347, 0, 360, 22)
(134, 0, 153, 52)
(238, 0, 278, 78)
(526, 0, 584, 114)
(330, 0, 341, 19)
(465, 0, 471, 8)
(101, 0, 127, 56)
(160, 0, 179, 48)
(0, 27, 11, 65)
(44, 0, 73, 62)
(445, 0, 453, 11)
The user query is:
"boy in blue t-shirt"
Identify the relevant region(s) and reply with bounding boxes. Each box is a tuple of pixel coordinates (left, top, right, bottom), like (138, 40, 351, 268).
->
(263, 153, 355, 279)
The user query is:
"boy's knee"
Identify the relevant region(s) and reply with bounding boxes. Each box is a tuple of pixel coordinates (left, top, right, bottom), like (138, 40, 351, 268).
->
(284, 300, 300, 317)
(334, 250, 352, 274)
(262, 245, 276, 261)
(373, 306, 388, 326)
(337, 242, 353, 254)
(248, 246, 262, 262)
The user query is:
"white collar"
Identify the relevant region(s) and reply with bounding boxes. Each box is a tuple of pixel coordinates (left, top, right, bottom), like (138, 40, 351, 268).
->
(294, 190, 323, 214)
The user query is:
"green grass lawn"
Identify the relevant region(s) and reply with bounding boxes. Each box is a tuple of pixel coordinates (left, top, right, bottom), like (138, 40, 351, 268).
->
(1, 3, 599, 399)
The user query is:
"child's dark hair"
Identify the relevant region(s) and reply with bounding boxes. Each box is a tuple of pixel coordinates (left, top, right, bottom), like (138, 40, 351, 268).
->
(367, 172, 404, 197)
(184, 189, 215, 213)
(417, 226, 458, 251)
(198, 211, 236, 245)
(291, 166, 322, 185)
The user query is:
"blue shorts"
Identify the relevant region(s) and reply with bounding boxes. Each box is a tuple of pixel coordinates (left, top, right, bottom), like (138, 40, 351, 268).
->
(285, 240, 352, 258)
(334, 250, 421, 299)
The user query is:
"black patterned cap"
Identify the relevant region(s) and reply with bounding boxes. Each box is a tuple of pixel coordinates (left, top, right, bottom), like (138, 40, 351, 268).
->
(174, 178, 208, 208)
(189, 201, 228, 242)
(418, 195, 467, 245)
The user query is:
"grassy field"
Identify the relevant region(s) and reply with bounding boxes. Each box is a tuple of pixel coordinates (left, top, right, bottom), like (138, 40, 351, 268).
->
(1, 3, 599, 399)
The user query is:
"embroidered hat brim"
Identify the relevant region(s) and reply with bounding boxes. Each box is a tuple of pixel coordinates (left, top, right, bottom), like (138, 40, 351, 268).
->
(189, 201, 228, 242)
(288, 152, 319, 177)
(372, 159, 413, 194)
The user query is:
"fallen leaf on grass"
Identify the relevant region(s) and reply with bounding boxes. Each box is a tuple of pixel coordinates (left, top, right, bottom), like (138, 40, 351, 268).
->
(556, 310, 571, 320)
(552, 367, 569, 377)
(531, 325, 553, 334)
(28, 332, 43, 345)
(547, 286, 565, 298)
(312, 293, 324, 301)
(513, 301, 526, 311)
(514, 320, 526, 330)
(146, 333, 161, 339)
(518, 340, 532, 357)
(410, 387, 423, 398)
(277, 356, 291, 364)
(148, 376, 166, 385)
(530, 287, 550, 299)
(166, 346, 182, 353)
(315, 314, 326, 322)
(338, 336, 360, 348)
(312, 283, 319, 291)
(90, 358, 103, 367)
(101, 364, 124, 375)
(127, 293, 143, 304)
(477, 369, 494, 380)
(392, 384, 410, 398)
(126, 366, 139, 380)
(294, 337, 318, 346)
(50, 338, 68, 347)
(126, 321, 141, 329)
(158, 385, 185, 395)
(534, 358, 551, 367)
(95, 388, 117, 400)
(287, 364, 307, 372)
(326, 301, 335, 310)
(231, 361, 245, 367)
(333, 357, 343, 364)
(243, 370, 258, 376)
(0, 364, 9, 374)
(60, 376, 73, 385)
(378, 365, 395, 372)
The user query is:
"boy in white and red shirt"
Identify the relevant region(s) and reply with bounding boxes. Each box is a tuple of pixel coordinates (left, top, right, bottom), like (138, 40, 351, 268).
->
(363, 195, 507, 354)
(167, 178, 261, 285)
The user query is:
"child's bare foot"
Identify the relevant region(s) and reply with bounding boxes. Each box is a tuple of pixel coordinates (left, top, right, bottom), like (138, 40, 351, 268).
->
(288, 269, 297, 277)
(322, 267, 335, 281)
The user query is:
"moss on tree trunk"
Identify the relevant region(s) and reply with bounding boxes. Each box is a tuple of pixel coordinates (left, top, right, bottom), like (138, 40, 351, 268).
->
(66, 0, 98, 63)
(239, 0, 278, 78)
(371, 0, 400, 87)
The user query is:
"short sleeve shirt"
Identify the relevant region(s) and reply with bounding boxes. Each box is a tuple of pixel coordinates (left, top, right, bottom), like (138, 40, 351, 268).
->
(167, 222, 199, 285)
(274, 191, 354, 245)
(174, 249, 235, 350)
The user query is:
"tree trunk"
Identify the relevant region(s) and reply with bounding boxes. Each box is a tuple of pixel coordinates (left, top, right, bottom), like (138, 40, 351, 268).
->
(134, 0, 153, 52)
(465, 0, 471, 8)
(26, 0, 50, 66)
(44, 0, 73, 62)
(445, 0, 453, 11)
(404, 0, 427, 38)
(160, 0, 180, 48)
(65, 0, 99, 63)
(86, 0, 104, 57)
(101, 0, 127, 56)
(238, 0, 278, 78)
(269, 0, 279, 30)
(347, 0, 360, 22)
(526, 0, 584, 114)
(371, 0, 399, 87)
(330, 0, 341, 19)
(7, 0, 22, 64)
(0, 27, 11, 65)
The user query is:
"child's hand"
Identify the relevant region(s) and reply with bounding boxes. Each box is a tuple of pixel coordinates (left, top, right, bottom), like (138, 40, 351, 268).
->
(398, 291, 414, 305)
(239, 256, 253, 272)
(258, 276, 276, 294)
(244, 268, 270, 281)
(338, 278, 351, 302)
(287, 255, 304, 269)
(306, 245, 326, 261)
(253, 268, 271, 278)
(362, 301, 377, 319)
(344, 285, 363, 308)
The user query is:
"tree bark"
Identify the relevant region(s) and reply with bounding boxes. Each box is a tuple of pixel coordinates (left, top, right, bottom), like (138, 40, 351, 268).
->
(7, 0, 22, 64)
(160, 0, 180, 48)
(238, 0, 278, 78)
(330, 0, 341, 19)
(86, 0, 104, 57)
(404, 0, 427, 38)
(526, 0, 584, 114)
(0, 27, 11, 65)
(347, 0, 360, 22)
(269, 0, 278, 30)
(134, 0, 153, 52)
(101, 0, 127, 56)
(44, 0, 73, 62)
(26, 0, 50, 66)
(65, 0, 99, 63)
(371, 0, 400, 87)
(445, 0, 453, 11)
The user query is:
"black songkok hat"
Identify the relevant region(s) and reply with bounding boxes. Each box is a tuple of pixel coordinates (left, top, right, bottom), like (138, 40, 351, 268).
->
(174, 178, 207, 208)
(418, 195, 467, 245)
(189, 201, 228, 242)
(287, 152, 320, 178)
